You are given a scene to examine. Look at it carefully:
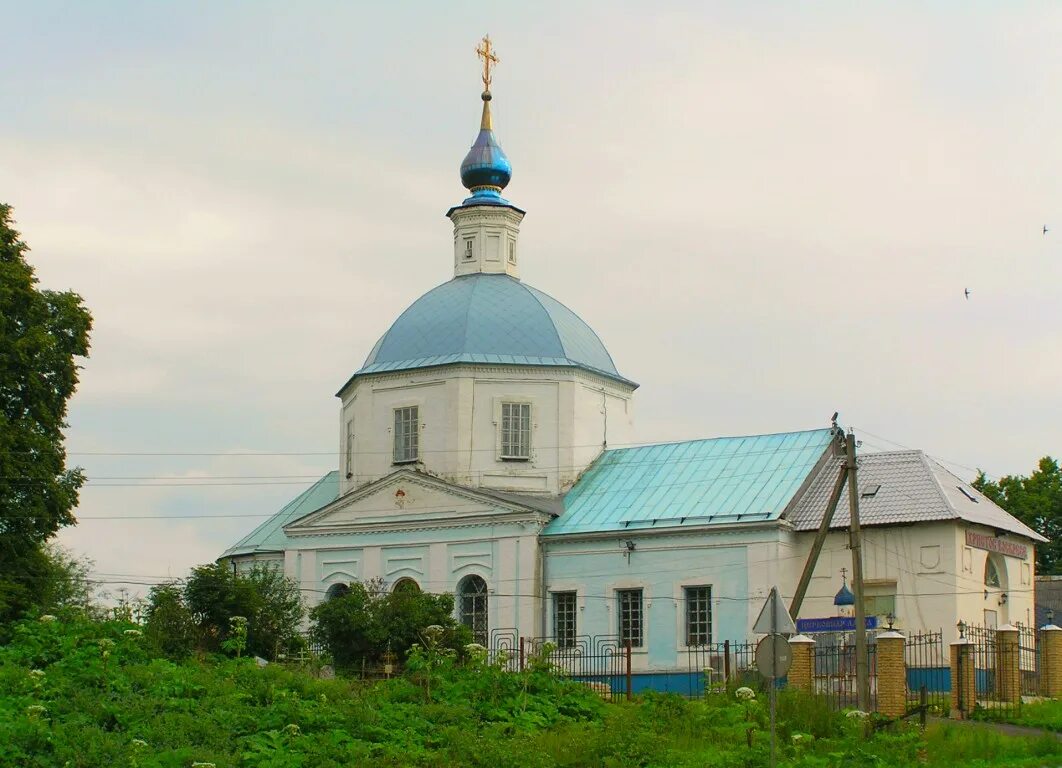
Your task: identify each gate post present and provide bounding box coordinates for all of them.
[787,634,815,692]
[1041,623,1062,698]
[950,638,975,719]
[996,624,1021,705]
[876,630,907,718]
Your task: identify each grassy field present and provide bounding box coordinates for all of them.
[2,614,1061,767]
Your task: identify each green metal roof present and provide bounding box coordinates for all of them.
[543,429,835,536]
[222,471,339,558]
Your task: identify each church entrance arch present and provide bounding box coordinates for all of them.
[458,575,488,644]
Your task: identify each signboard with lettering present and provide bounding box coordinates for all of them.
[965,531,1028,560]
[795,616,878,633]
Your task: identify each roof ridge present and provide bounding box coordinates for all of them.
[917,452,961,519]
[602,427,834,455]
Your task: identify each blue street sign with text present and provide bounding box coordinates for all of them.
[796,616,878,633]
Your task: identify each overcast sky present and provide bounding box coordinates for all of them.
[3,2,1060,597]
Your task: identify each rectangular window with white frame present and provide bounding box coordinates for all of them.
[684,585,712,646]
[393,406,419,463]
[345,419,354,478]
[500,402,531,460]
[553,591,577,649]
[617,588,643,648]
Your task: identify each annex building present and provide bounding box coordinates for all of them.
[222,43,1044,684]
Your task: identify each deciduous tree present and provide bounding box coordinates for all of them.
[0,203,91,624]
[974,457,1062,574]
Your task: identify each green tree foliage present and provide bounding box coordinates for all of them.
[181,562,303,660]
[974,457,1062,574]
[0,203,92,624]
[310,582,470,668]
[143,582,197,659]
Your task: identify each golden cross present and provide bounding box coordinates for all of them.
[475,34,499,92]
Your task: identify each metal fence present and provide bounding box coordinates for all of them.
[905,629,948,715]
[812,635,877,710]
[685,640,758,696]
[962,622,1040,719]
[494,631,631,700]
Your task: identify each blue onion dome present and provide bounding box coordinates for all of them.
[459,92,512,204]
[834,581,855,607]
[349,274,635,387]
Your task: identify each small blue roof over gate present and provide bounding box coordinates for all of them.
[543,429,835,536]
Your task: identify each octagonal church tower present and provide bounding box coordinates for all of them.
[335,60,636,499]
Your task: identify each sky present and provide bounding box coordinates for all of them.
[2,2,1060,598]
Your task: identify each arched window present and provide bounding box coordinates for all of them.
[392,577,421,595]
[458,575,488,644]
[985,557,1002,588]
[325,583,351,601]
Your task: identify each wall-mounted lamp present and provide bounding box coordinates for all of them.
[624,540,636,552]
[999,592,1008,605]
[957,620,967,640]
[885,613,896,630]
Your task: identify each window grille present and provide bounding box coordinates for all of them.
[345,419,354,478]
[393,406,419,463]
[500,402,531,459]
[617,588,643,648]
[685,585,712,646]
[459,576,488,644]
[553,592,577,648]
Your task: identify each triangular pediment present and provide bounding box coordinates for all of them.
[284,470,548,535]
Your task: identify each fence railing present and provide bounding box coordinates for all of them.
[905,629,948,714]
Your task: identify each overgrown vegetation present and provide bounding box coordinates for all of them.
[310,579,471,669]
[2,612,1060,767]
[972,698,1062,732]
[143,563,303,661]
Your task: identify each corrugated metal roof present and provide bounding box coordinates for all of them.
[344,274,635,389]
[786,450,1046,542]
[221,471,340,558]
[542,428,835,536]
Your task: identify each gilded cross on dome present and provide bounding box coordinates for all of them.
[476,35,499,92]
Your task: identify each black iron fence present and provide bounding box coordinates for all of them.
[812,635,877,710]
[685,640,758,696]
[905,629,948,715]
[962,622,1040,720]
[495,631,631,700]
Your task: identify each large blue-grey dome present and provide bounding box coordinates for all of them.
[351,274,633,386]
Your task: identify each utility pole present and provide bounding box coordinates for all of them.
[846,430,871,711]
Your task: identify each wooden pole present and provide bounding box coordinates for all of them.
[846,431,871,711]
[789,463,849,619]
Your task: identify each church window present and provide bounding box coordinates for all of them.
[464,237,474,259]
[553,591,577,648]
[617,588,643,648]
[393,406,419,463]
[458,575,488,644]
[392,577,420,594]
[500,402,531,459]
[325,583,350,601]
[985,556,1002,588]
[345,419,354,478]
[684,586,712,646]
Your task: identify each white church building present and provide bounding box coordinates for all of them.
[222,44,1044,686]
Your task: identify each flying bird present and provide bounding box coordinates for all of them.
[964,288,971,300]
[1044,225,1049,235]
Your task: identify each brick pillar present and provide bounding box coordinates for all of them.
[876,630,906,718]
[950,640,975,719]
[787,634,815,692]
[1041,625,1062,698]
[996,624,1021,705]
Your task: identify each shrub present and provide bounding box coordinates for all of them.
[310,583,470,668]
